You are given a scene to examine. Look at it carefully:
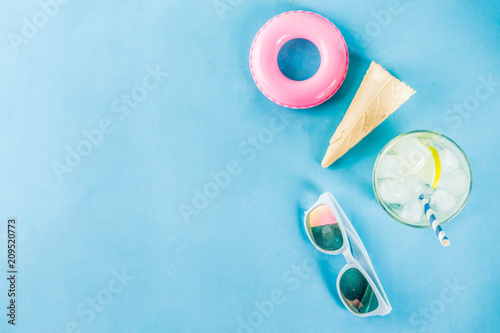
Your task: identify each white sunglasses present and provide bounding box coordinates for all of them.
[304,192,392,317]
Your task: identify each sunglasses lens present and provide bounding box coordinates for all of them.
[339,268,379,314]
[306,204,343,251]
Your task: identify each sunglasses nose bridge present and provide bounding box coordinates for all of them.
[340,244,356,265]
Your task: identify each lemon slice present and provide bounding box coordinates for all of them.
[427,146,441,188]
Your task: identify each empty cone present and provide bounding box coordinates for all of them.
[321,61,416,168]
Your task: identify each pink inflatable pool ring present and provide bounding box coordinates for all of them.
[250,11,349,109]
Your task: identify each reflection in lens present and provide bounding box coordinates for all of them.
[306,204,343,251]
[339,268,379,314]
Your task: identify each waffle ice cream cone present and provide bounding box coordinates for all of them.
[321,61,416,168]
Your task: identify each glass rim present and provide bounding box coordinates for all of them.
[372,130,473,229]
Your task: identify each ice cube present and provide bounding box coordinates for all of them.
[401,176,434,197]
[439,169,469,197]
[400,176,427,196]
[378,179,411,205]
[391,138,421,155]
[378,155,403,179]
[440,149,460,174]
[400,199,425,223]
[429,189,457,214]
[397,142,431,175]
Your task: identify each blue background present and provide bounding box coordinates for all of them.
[1,0,499,332]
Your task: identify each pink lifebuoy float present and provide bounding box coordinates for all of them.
[250,11,349,109]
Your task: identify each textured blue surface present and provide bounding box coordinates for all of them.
[0,0,499,332]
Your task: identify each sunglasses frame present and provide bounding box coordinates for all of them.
[304,192,392,317]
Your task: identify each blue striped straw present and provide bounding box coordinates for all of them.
[419,195,450,247]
